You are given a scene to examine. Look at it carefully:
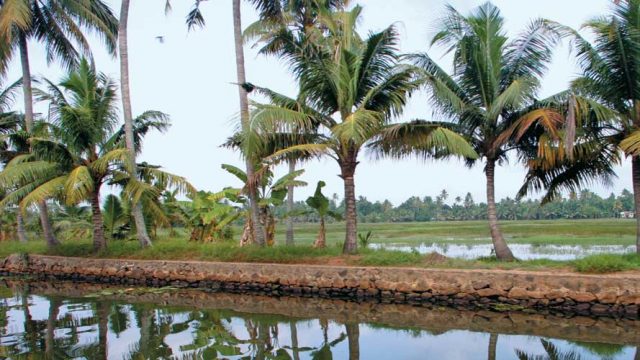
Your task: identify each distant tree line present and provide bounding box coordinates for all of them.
[275,189,636,223]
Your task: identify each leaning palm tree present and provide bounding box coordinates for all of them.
[118,0,154,248]
[518,0,640,254]
[0,59,191,251]
[407,3,563,260]
[0,0,118,247]
[251,6,476,254]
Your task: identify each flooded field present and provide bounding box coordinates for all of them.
[369,243,637,260]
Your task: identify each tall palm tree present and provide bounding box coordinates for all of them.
[118,0,153,248]
[251,6,476,254]
[244,0,344,246]
[0,60,191,251]
[0,0,118,247]
[519,0,640,254]
[407,3,562,260]
[175,0,267,246]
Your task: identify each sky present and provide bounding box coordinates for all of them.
[6,0,624,206]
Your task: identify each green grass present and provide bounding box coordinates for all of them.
[572,253,640,273]
[1,219,639,273]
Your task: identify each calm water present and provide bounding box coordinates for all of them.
[0,280,638,359]
[369,243,636,260]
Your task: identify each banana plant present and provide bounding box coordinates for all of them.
[221,163,306,246]
[179,190,242,242]
[305,181,342,248]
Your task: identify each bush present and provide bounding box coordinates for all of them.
[572,253,640,273]
[359,248,422,266]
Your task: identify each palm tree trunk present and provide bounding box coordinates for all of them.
[16,211,27,243]
[634,346,640,360]
[21,284,37,353]
[232,0,266,246]
[290,322,300,360]
[286,159,295,245]
[488,333,498,360]
[485,159,514,261]
[38,202,59,248]
[345,323,360,360]
[341,164,358,254]
[91,189,107,252]
[19,33,59,248]
[18,33,34,131]
[633,157,640,255]
[119,0,152,249]
[97,302,109,360]
[138,308,153,355]
[45,298,60,359]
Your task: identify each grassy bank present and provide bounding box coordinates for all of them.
[1,236,639,274]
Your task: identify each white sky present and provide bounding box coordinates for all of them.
[6,0,626,205]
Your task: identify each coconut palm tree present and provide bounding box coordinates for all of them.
[0,59,192,251]
[0,117,61,246]
[251,6,476,254]
[244,0,344,246]
[407,3,563,260]
[518,0,640,254]
[174,0,267,246]
[118,0,155,248]
[0,0,118,247]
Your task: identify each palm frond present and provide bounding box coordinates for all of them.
[63,166,94,205]
[369,120,478,160]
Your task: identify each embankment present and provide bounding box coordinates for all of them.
[2,254,639,319]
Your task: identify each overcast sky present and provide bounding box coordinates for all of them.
[6,0,623,205]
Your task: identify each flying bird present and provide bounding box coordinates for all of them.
[155,36,165,44]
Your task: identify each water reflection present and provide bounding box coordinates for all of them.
[369,243,636,260]
[0,281,638,359]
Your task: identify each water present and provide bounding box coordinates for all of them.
[0,280,638,359]
[369,243,636,260]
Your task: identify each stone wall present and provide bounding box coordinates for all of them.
[2,254,640,318]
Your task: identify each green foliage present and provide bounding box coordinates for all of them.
[181,191,241,242]
[358,248,423,266]
[222,163,306,208]
[277,188,635,224]
[572,254,640,273]
[358,231,373,248]
[102,195,130,240]
[0,0,118,73]
[305,181,341,220]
